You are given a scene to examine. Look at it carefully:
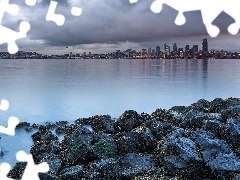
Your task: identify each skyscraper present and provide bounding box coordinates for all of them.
[185,45,189,57]
[156,46,160,56]
[202,38,208,54]
[192,45,198,58]
[164,43,170,57]
[173,43,177,56]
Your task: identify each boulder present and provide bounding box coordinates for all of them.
[59,165,84,180]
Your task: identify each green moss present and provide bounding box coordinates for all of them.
[93,140,116,158]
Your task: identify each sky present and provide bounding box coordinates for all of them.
[1,0,240,55]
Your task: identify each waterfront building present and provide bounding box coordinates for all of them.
[156,46,160,56]
[185,45,189,57]
[148,48,151,56]
[178,48,184,58]
[192,45,198,58]
[164,43,170,58]
[202,38,208,54]
[173,43,177,57]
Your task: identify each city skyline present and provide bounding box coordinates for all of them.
[1,0,240,54]
[2,38,240,59]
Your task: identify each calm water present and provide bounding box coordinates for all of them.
[0,58,240,124]
[0,58,240,166]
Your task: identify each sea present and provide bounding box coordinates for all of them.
[0,58,240,166]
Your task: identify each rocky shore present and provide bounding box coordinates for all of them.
[5,97,240,179]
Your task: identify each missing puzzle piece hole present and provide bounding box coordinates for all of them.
[175,13,186,25]
[0,162,11,176]
[0,100,9,111]
[228,23,239,35]
[71,7,82,16]
[129,0,138,3]
[7,4,19,16]
[25,0,37,6]
[19,21,31,33]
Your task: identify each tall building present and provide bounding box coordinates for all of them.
[156,46,160,56]
[164,43,170,57]
[173,43,177,56]
[192,45,198,58]
[185,45,189,57]
[148,48,151,55]
[202,38,208,54]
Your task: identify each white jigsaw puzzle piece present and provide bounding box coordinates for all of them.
[46,0,65,26]
[46,0,82,26]
[129,0,240,37]
[129,0,138,3]
[0,162,15,180]
[16,151,49,180]
[0,0,31,54]
[0,99,9,111]
[25,0,37,6]
[0,21,30,54]
[71,6,82,16]
[0,116,19,136]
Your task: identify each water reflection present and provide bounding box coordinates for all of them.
[0,59,239,125]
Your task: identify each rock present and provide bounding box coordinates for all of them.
[55,121,68,134]
[7,162,27,179]
[60,125,94,165]
[39,173,57,180]
[202,119,223,138]
[145,120,176,141]
[92,139,116,159]
[114,132,138,154]
[87,158,121,180]
[114,110,143,132]
[16,122,33,132]
[191,98,210,111]
[59,165,83,180]
[225,118,240,147]
[76,115,115,134]
[32,126,58,143]
[131,126,157,152]
[190,130,240,172]
[121,153,155,178]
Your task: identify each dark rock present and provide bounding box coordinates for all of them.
[145,120,176,141]
[224,118,240,151]
[131,126,157,152]
[202,119,223,138]
[7,162,27,179]
[114,110,143,132]
[60,125,94,165]
[92,139,117,159]
[87,158,121,180]
[114,132,138,154]
[76,115,114,134]
[121,153,155,178]
[59,165,84,180]
[39,173,57,180]
[191,98,210,111]
[190,130,240,172]
[32,126,58,143]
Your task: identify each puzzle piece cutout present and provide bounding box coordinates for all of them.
[46,0,82,26]
[0,116,19,136]
[0,100,19,136]
[0,99,9,111]
[0,162,15,180]
[0,151,49,180]
[0,0,36,54]
[16,151,49,180]
[131,0,240,37]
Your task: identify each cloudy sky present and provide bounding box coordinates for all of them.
[1,0,240,54]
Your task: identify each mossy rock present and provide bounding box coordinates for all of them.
[92,139,116,158]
